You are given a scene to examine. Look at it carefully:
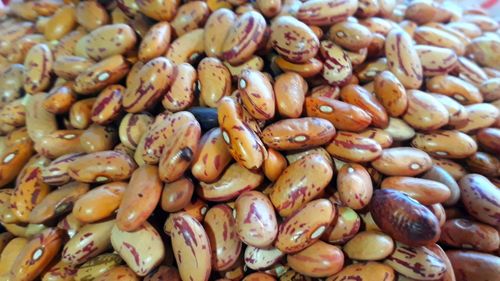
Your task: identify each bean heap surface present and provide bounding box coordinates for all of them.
[0,0,499,281]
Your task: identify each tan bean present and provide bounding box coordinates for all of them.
[11,165,50,222]
[62,219,115,265]
[432,158,467,181]
[344,231,394,260]
[29,182,89,224]
[454,56,488,86]
[111,222,165,276]
[171,1,209,36]
[94,266,138,281]
[76,1,109,31]
[270,153,333,217]
[466,151,500,177]
[237,69,275,120]
[275,56,323,78]
[91,85,124,125]
[198,162,264,202]
[23,43,53,94]
[326,262,395,281]
[430,93,469,128]
[297,0,357,26]
[137,0,179,21]
[276,199,335,253]
[328,21,373,51]
[162,63,196,111]
[191,128,232,183]
[273,72,307,118]
[373,70,408,117]
[203,8,237,58]
[118,113,152,150]
[385,243,446,281]
[161,177,194,212]
[453,103,499,133]
[123,57,175,113]
[169,212,211,281]
[74,55,130,94]
[0,237,28,276]
[320,40,352,86]
[337,163,373,210]
[381,176,451,205]
[480,78,500,102]
[198,57,231,108]
[69,98,96,130]
[41,260,77,281]
[116,165,161,231]
[68,150,137,183]
[74,253,123,281]
[25,92,58,142]
[440,218,499,252]
[340,84,389,128]
[403,90,449,131]
[40,153,82,186]
[0,98,25,128]
[0,189,18,224]
[235,191,278,248]
[0,64,24,105]
[270,16,319,63]
[385,29,423,89]
[422,165,461,206]
[221,11,266,65]
[166,28,205,64]
[414,26,465,56]
[326,131,382,163]
[262,117,335,151]
[73,182,126,223]
[411,130,477,159]
[35,130,85,159]
[43,83,77,114]
[138,22,171,62]
[203,204,241,271]
[287,241,344,278]
[427,75,483,105]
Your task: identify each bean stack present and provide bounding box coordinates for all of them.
[0,0,499,280]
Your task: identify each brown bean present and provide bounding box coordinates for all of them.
[446,250,500,281]
[94,266,139,281]
[263,148,287,182]
[221,11,266,65]
[370,189,441,246]
[123,57,175,113]
[415,26,465,56]
[169,212,211,281]
[477,128,500,154]
[111,222,165,276]
[116,165,161,231]
[276,199,335,253]
[204,204,242,271]
[62,219,115,265]
[235,191,278,248]
[270,153,333,217]
[68,150,137,183]
[270,16,319,63]
[421,165,461,206]
[381,176,451,205]
[328,21,373,52]
[440,218,499,252]
[372,147,433,176]
[340,84,389,128]
[73,182,126,223]
[459,174,500,226]
[161,177,194,212]
[385,243,446,281]
[385,29,423,89]
[287,241,344,278]
[137,0,178,21]
[143,266,181,281]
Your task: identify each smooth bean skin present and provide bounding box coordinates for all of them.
[274,72,307,118]
[440,218,499,252]
[270,153,333,217]
[161,177,194,212]
[326,262,395,281]
[446,250,500,281]
[337,163,373,210]
[287,241,344,278]
[372,147,433,176]
[370,189,441,247]
[326,131,382,163]
[235,191,278,248]
[381,176,451,205]
[73,182,126,223]
[343,231,394,261]
[385,29,423,89]
[116,165,162,231]
[270,16,319,63]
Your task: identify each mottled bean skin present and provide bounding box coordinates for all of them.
[73,182,126,223]
[287,241,344,278]
[74,55,130,95]
[163,63,196,112]
[270,16,319,63]
[372,147,433,176]
[320,41,353,86]
[327,262,395,281]
[337,163,373,210]
[446,250,500,281]
[261,117,336,151]
[203,204,241,271]
[381,176,451,205]
[326,131,382,163]
[276,199,335,253]
[169,213,212,281]
[238,69,275,121]
[68,150,137,183]
[459,174,499,227]
[440,218,499,252]
[297,0,358,26]
[270,153,333,217]
[385,29,423,89]
[204,8,236,58]
[370,189,441,246]
[235,191,278,248]
[139,22,172,62]
[340,85,389,128]
[161,177,194,212]
[191,128,232,183]
[23,43,53,94]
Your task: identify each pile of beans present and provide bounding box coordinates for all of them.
[0,0,499,280]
